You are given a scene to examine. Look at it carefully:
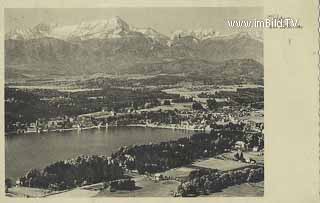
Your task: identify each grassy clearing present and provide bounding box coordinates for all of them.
[8,186,52,197]
[192,157,252,172]
[159,167,196,179]
[220,151,264,165]
[138,102,193,112]
[96,175,180,197]
[204,181,264,197]
[47,188,99,198]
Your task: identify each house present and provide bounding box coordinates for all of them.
[29,122,36,128]
[215,98,228,103]
[144,102,153,109]
[127,108,135,113]
[16,128,26,134]
[27,127,37,133]
[234,141,247,151]
[154,173,164,181]
[205,125,212,132]
[252,146,259,152]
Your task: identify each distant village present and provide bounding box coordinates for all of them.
[7,96,263,135]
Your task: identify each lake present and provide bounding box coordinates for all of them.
[5,126,193,180]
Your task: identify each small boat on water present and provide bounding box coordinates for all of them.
[77,124,82,131]
[97,122,104,129]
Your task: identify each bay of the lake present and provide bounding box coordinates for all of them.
[5,126,193,180]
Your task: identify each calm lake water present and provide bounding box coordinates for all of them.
[5,126,193,180]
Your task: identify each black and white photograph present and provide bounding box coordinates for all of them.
[4,7,264,197]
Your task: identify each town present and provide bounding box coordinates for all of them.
[5,83,263,135]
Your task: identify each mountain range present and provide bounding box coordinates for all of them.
[5,16,263,82]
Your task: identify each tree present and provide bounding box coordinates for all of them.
[177,183,186,196]
[203,179,212,194]
[192,102,203,110]
[26,168,41,179]
[5,178,12,193]
[207,99,218,111]
[163,100,171,105]
[182,181,198,196]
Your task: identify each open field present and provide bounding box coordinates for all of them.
[162,84,263,104]
[47,188,99,198]
[7,85,102,93]
[162,85,262,97]
[239,110,264,123]
[192,157,253,172]
[219,151,264,165]
[96,175,180,197]
[76,102,193,119]
[139,102,193,112]
[158,167,196,180]
[205,181,264,197]
[162,86,234,97]
[8,186,55,198]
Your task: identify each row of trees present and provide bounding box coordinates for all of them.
[177,167,264,196]
[18,155,124,190]
[108,179,136,191]
[113,130,256,174]
[191,99,218,111]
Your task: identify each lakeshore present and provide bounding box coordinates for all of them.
[6,122,212,136]
[6,127,264,197]
[6,153,264,198]
[5,127,194,180]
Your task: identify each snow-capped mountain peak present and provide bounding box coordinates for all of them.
[5,17,262,44]
[6,16,132,40]
[5,23,59,40]
[63,16,131,40]
[132,27,169,42]
[108,16,129,30]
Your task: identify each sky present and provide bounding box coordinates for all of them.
[5,7,263,36]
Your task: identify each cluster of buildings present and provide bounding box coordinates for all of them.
[8,115,102,134]
[6,97,263,135]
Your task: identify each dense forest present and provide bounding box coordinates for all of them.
[5,87,178,130]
